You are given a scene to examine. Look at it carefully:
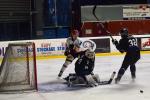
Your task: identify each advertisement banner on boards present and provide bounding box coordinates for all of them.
[141,37,150,50]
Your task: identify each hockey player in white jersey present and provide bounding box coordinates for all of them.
[58,29,82,78]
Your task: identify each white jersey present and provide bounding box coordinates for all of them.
[66,37,82,49]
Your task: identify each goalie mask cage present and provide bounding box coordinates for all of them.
[0,42,37,92]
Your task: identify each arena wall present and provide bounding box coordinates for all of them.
[0,35,150,63]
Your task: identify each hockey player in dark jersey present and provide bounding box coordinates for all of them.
[57,29,82,78]
[64,40,100,87]
[75,49,95,77]
[112,28,141,83]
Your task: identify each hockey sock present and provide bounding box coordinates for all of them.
[58,64,67,77]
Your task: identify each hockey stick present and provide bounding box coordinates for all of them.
[92,5,115,41]
[98,71,116,85]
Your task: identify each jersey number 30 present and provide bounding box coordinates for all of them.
[129,39,137,46]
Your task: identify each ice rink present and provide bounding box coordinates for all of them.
[0,53,150,100]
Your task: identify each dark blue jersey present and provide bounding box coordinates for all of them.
[75,50,95,76]
[116,36,140,53]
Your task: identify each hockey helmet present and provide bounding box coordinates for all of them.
[71,29,79,36]
[71,29,79,40]
[120,28,128,38]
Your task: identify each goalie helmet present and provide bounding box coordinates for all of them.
[85,49,95,59]
[71,29,79,36]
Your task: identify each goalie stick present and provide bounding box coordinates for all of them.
[98,71,116,85]
[92,5,115,41]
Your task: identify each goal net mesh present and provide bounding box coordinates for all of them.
[0,42,37,92]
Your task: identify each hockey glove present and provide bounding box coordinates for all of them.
[64,49,70,56]
[112,39,118,45]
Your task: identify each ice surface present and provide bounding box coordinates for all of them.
[0,54,150,100]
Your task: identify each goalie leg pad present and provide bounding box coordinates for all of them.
[85,75,98,87]
[66,74,86,86]
[92,74,100,83]
[68,74,86,84]
[71,76,86,84]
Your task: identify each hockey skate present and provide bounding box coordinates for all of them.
[131,72,136,78]
[115,77,121,84]
[131,73,136,82]
[58,70,63,78]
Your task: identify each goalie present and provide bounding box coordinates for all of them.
[64,40,100,87]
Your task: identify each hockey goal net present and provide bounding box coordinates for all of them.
[0,42,37,92]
